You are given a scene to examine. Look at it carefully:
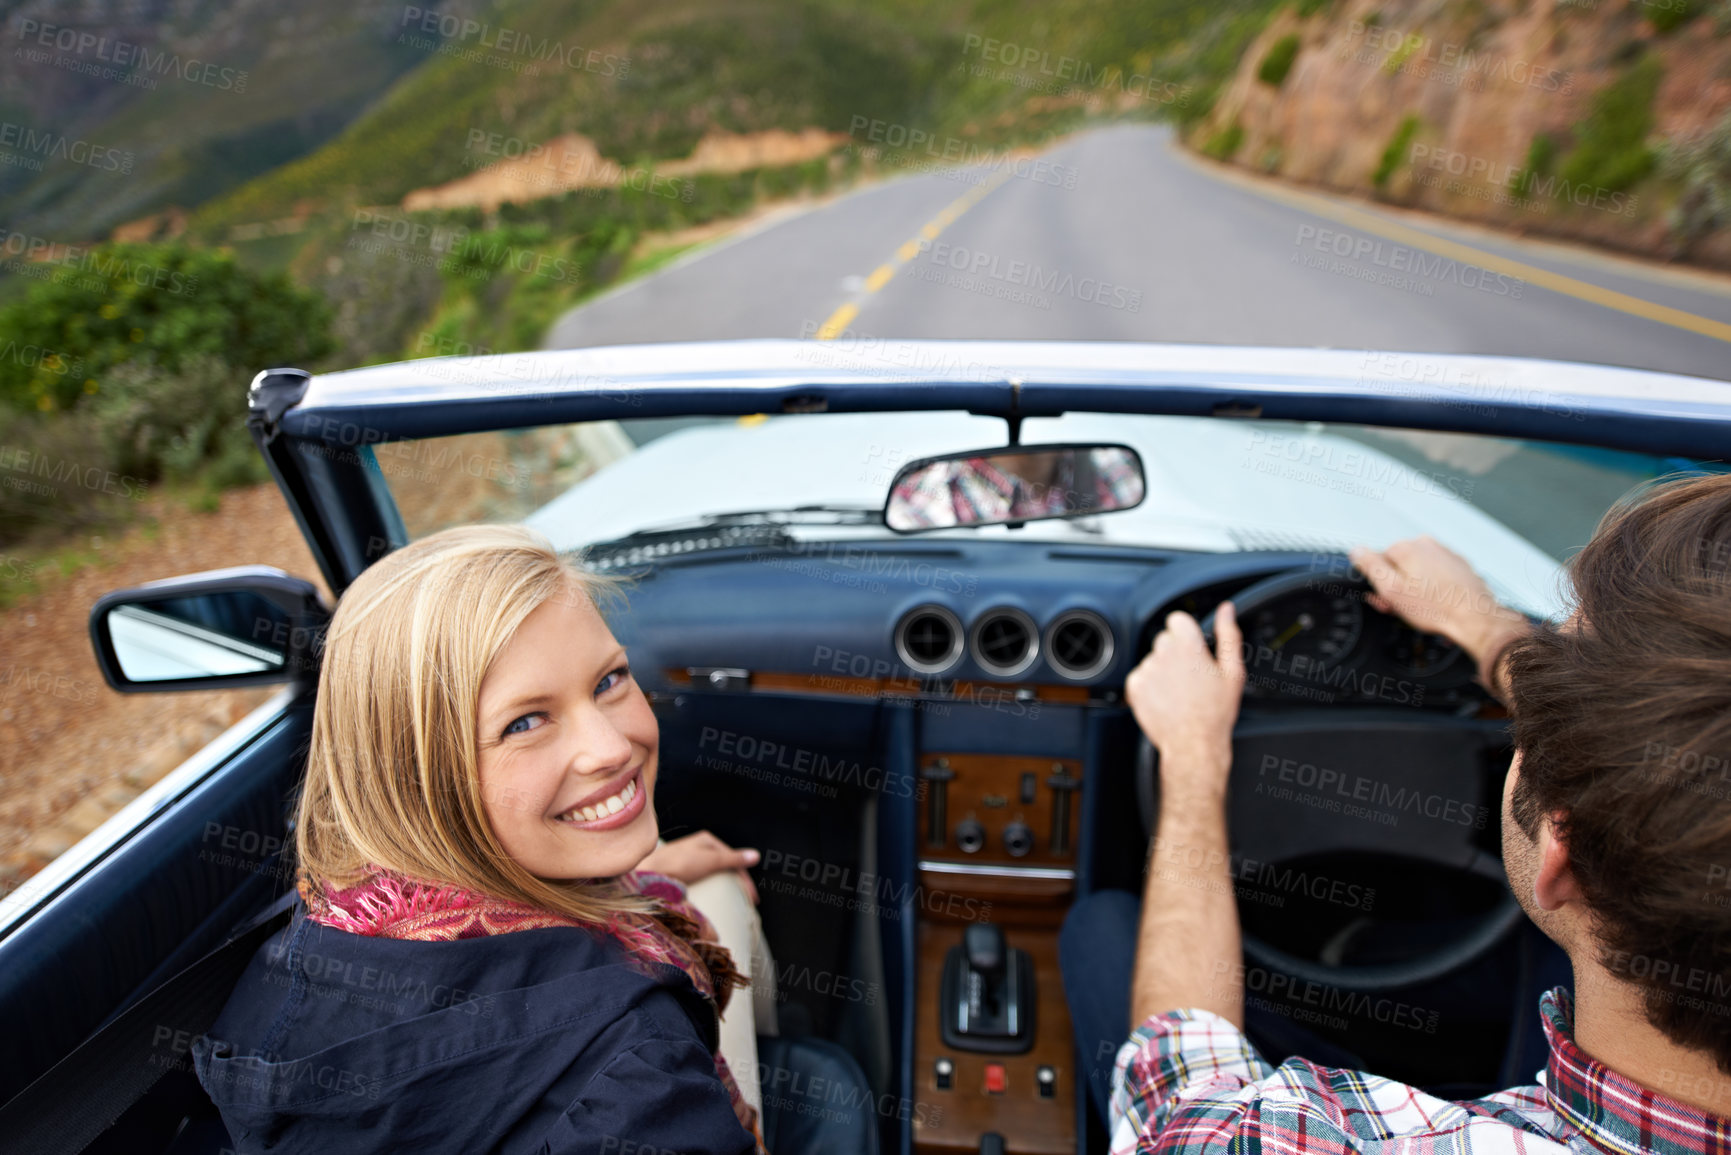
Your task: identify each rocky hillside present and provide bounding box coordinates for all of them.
[1196,0,1731,268]
[0,0,1280,245]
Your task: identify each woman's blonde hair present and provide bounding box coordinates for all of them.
[293,523,657,924]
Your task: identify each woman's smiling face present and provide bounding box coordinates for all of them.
[476,588,660,879]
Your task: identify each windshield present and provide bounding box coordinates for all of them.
[374,411,1714,619]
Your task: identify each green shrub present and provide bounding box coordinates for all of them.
[1373,115,1422,190]
[1258,34,1302,86]
[1559,55,1663,193]
[90,354,265,489]
[1202,121,1246,160]
[1294,0,1332,16]
[1508,132,1560,200]
[0,244,332,413]
[0,353,267,543]
[1657,108,1731,253]
[1647,0,1700,33]
[0,405,128,544]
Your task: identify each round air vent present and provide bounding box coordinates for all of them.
[895,605,964,675]
[969,607,1039,678]
[1044,609,1115,680]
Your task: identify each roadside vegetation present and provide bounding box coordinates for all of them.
[0,0,1287,574]
[0,248,331,555]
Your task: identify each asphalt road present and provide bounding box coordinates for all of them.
[546,123,1731,383]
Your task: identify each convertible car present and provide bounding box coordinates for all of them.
[0,339,1726,1154]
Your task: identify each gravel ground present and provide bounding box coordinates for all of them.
[0,484,326,897]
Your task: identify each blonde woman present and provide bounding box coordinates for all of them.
[191,525,877,1154]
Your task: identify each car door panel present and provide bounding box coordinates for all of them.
[0,696,312,1105]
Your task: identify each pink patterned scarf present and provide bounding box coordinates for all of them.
[297,868,766,1150]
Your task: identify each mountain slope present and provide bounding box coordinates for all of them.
[0,0,461,239]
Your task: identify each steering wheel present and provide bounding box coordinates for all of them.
[1134,567,1525,992]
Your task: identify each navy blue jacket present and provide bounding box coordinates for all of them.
[192,902,757,1154]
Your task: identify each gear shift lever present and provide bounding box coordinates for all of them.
[940,922,1034,1053]
[964,923,1004,975]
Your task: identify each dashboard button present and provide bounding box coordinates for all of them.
[984,1063,1006,1094]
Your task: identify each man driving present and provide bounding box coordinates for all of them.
[1062,472,1731,1153]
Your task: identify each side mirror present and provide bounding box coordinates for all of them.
[89,566,330,693]
[884,443,1146,533]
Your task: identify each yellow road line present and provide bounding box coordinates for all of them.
[813,302,859,341]
[1186,150,1731,345]
[812,169,1014,341]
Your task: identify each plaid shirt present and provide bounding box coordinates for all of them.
[1110,987,1731,1154]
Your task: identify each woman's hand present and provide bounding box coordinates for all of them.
[638,830,761,904]
[1126,603,1245,803]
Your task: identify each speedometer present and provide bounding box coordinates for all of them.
[1383,625,1463,676]
[1247,592,1363,665]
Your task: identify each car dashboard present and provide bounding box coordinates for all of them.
[604,535,1501,1153]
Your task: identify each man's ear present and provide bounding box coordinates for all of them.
[1533,809,1581,912]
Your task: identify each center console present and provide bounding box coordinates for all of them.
[912,752,1082,1154]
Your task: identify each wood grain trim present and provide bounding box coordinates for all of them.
[913,924,1075,1154]
[919,753,1083,868]
[663,668,1094,704]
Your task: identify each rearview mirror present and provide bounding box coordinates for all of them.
[884,443,1145,533]
[90,567,329,692]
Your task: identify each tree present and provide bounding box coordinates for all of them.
[0,243,332,413]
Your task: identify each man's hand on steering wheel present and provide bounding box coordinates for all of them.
[1348,537,1529,669]
[1349,536,1532,699]
[1127,603,1246,799]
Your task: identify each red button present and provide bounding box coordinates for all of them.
[984,1063,1006,1094]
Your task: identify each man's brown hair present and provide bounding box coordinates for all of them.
[1505,470,1731,1070]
